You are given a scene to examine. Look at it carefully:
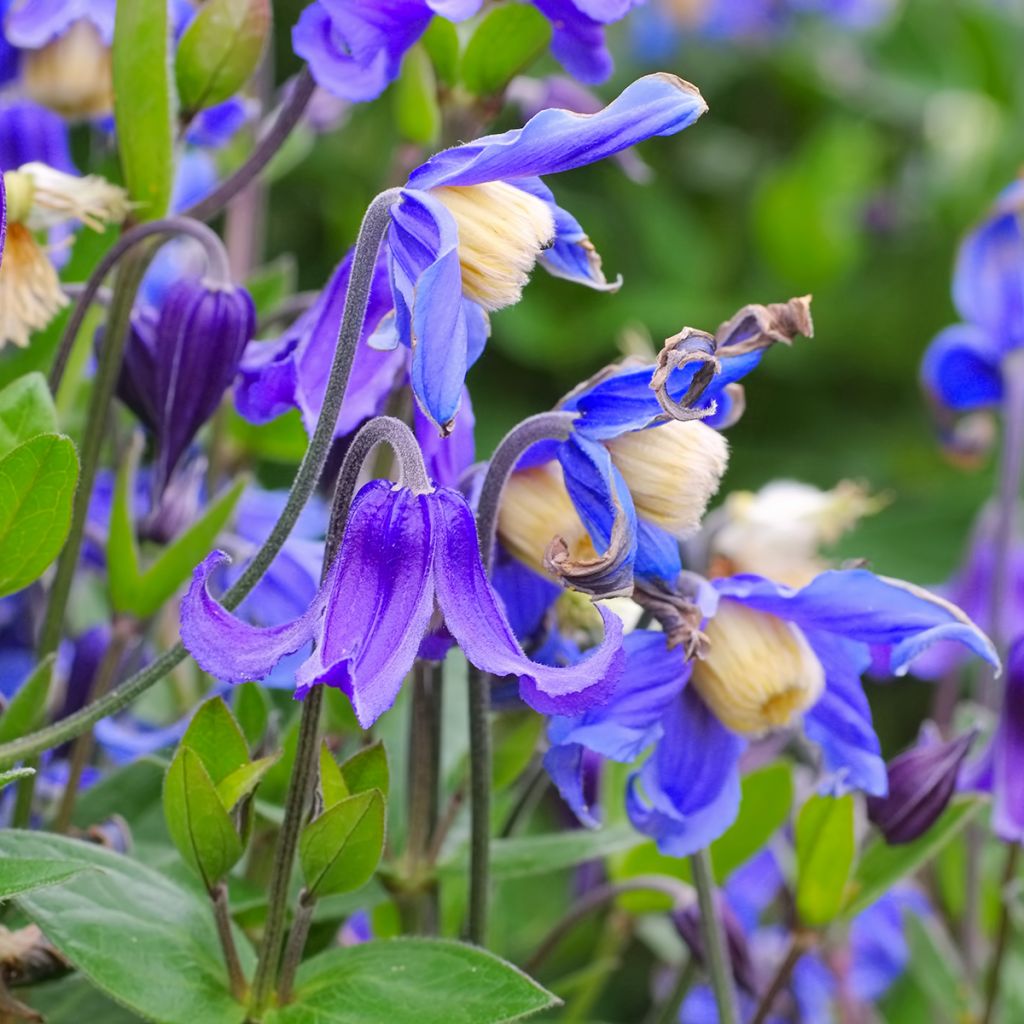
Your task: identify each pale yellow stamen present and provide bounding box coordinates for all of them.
[0,224,69,349]
[691,599,825,736]
[429,181,555,312]
[604,420,729,539]
[15,163,130,232]
[22,19,114,119]
[498,462,595,578]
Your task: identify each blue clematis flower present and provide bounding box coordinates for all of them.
[180,478,625,727]
[921,180,1024,418]
[293,0,641,103]
[546,568,997,856]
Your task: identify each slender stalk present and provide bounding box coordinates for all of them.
[750,932,812,1024]
[52,617,134,833]
[0,190,400,769]
[466,410,577,947]
[10,758,38,828]
[185,68,316,224]
[689,848,739,1024]
[211,882,248,1003]
[982,842,1021,1024]
[499,759,549,838]
[277,890,316,1006]
[525,876,693,975]
[645,959,697,1024]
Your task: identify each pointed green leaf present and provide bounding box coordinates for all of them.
[0,654,55,742]
[460,3,551,96]
[341,741,389,798]
[176,0,270,112]
[842,795,984,919]
[422,17,460,86]
[113,0,176,219]
[0,830,254,1024]
[0,857,88,900]
[217,753,280,811]
[182,696,250,786]
[0,372,57,459]
[264,939,558,1024]
[0,765,35,793]
[319,742,349,809]
[164,747,243,888]
[234,681,270,748]
[0,433,78,598]
[394,44,440,146]
[299,789,385,897]
[795,793,856,927]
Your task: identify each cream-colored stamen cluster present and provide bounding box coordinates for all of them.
[23,19,114,119]
[690,598,825,735]
[13,163,131,232]
[0,224,67,349]
[605,420,729,539]
[430,181,555,312]
[498,462,596,576]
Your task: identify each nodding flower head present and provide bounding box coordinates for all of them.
[21,18,113,118]
[429,182,556,312]
[691,599,825,736]
[605,419,729,540]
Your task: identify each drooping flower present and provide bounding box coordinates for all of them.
[546,568,996,855]
[4,0,117,118]
[114,277,256,494]
[181,479,625,727]
[0,161,128,348]
[293,0,642,103]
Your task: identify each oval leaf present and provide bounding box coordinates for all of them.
[176,0,271,112]
[0,372,57,459]
[461,3,551,97]
[113,0,175,218]
[181,696,250,786]
[794,793,856,928]
[0,433,79,598]
[299,789,385,898]
[394,44,440,146]
[341,741,389,798]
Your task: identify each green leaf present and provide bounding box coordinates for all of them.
[113,0,176,219]
[492,711,544,792]
[0,830,252,1024]
[319,742,350,809]
[0,372,57,459]
[216,753,280,811]
[0,765,35,792]
[164,747,243,889]
[108,442,246,617]
[0,857,87,900]
[842,795,983,919]
[0,433,78,599]
[234,682,270,749]
[176,0,270,112]
[422,17,460,86]
[0,654,55,742]
[265,939,558,1024]
[461,3,551,96]
[394,44,440,146]
[299,789,385,897]
[341,741,389,798]
[24,974,143,1023]
[180,697,250,786]
[794,793,856,927]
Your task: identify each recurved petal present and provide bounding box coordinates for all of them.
[430,486,625,715]
[920,323,1003,412]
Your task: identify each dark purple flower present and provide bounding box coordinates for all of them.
[866,727,976,844]
[992,639,1024,842]
[117,278,255,493]
[180,479,625,727]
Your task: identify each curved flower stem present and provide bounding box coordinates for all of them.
[185,68,316,224]
[524,876,693,975]
[465,411,576,947]
[211,882,248,1003]
[48,216,231,393]
[689,848,739,1024]
[982,842,1021,1024]
[0,190,400,769]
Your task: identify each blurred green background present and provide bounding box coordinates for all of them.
[259,0,1022,597]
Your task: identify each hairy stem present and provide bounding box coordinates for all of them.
[276,890,316,1006]
[689,848,739,1024]
[0,190,400,769]
[211,882,248,1004]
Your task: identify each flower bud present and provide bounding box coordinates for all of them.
[117,278,255,492]
[22,20,114,119]
[497,461,595,577]
[604,420,728,539]
[691,599,824,736]
[429,181,555,311]
[866,729,975,844]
